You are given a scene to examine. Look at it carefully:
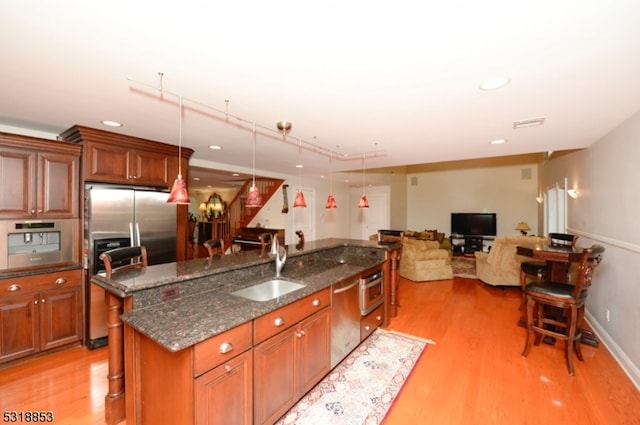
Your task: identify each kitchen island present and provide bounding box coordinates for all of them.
[92,238,401,425]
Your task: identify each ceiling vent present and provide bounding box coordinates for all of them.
[513,117,545,129]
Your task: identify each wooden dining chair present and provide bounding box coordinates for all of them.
[259,233,272,257]
[203,239,225,259]
[519,232,579,309]
[521,244,605,375]
[99,246,148,277]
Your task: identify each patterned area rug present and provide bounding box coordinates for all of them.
[451,255,477,278]
[276,329,432,425]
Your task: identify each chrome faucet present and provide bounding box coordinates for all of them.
[271,235,287,277]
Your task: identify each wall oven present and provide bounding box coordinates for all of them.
[360,269,384,316]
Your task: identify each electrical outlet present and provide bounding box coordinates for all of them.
[606,309,610,322]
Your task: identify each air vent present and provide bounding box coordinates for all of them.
[513,117,545,129]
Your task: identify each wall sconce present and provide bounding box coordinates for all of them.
[515,221,531,236]
[536,196,543,204]
[567,189,578,199]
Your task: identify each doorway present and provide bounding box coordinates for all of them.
[349,186,390,240]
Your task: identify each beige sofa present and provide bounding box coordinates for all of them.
[399,238,453,282]
[474,235,546,286]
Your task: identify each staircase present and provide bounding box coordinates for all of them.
[217,177,284,246]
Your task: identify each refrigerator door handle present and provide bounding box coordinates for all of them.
[135,222,141,247]
[129,222,135,245]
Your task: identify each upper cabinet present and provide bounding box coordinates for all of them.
[60,125,193,189]
[0,133,81,219]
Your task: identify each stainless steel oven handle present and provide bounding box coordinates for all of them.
[332,280,359,294]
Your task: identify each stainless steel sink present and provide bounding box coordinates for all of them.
[231,279,306,302]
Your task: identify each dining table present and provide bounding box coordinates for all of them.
[516,241,599,347]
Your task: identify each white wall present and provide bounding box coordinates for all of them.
[541,110,640,389]
[405,162,539,236]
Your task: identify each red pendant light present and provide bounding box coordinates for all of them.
[293,135,307,208]
[325,149,337,208]
[167,95,190,204]
[293,191,307,208]
[358,153,369,208]
[245,123,262,208]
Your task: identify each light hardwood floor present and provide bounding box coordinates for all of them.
[1,276,639,424]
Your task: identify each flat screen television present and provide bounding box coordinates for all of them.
[451,213,497,236]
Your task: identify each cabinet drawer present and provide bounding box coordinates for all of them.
[193,321,253,377]
[360,303,384,341]
[254,288,330,345]
[1,269,81,298]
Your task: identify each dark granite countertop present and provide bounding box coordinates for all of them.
[1,264,82,280]
[96,238,400,352]
[91,238,396,297]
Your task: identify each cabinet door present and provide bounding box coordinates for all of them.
[133,149,173,187]
[253,330,297,425]
[38,151,79,218]
[0,293,39,363]
[39,286,83,350]
[195,350,253,425]
[86,141,131,183]
[297,308,331,395]
[0,147,36,218]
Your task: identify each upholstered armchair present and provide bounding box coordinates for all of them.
[399,238,453,282]
[474,235,547,286]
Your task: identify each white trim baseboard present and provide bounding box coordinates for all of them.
[585,311,640,391]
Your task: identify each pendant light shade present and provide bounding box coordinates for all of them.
[246,123,262,208]
[358,153,369,208]
[358,194,369,208]
[168,96,190,204]
[325,149,337,209]
[293,135,306,208]
[293,191,307,208]
[325,194,337,209]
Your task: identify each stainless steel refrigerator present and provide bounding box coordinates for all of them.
[85,184,177,348]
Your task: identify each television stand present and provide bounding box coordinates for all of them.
[450,234,494,255]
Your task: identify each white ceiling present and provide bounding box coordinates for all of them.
[2,1,640,191]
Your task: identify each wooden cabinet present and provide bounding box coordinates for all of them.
[0,269,83,364]
[195,350,253,425]
[84,140,176,187]
[134,320,253,425]
[60,125,193,189]
[0,133,80,219]
[253,289,331,425]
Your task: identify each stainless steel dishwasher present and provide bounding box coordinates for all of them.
[330,277,361,368]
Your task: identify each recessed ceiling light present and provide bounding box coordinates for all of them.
[490,139,506,145]
[232,173,240,177]
[193,177,200,181]
[479,77,511,90]
[101,120,122,127]
[209,145,222,150]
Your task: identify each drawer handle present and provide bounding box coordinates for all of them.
[376,315,382,321]
[312,299,321,307]
[8,284,22,292]
[224,364,232,372]
[55,278,67,285]
[295,330,305,338]
[219,342,234,354]
[364,325,371,331]
[274,317,285,327]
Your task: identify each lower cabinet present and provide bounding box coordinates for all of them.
[0,269,83,364]
[195,350,253,425]
[253,307,331,425]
